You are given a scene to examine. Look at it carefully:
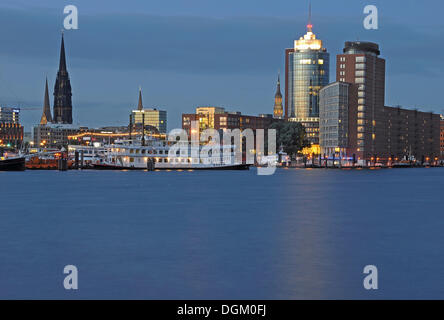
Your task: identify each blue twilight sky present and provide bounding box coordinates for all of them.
[0,0,443,131]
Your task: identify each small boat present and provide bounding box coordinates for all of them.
[0,156,26,171]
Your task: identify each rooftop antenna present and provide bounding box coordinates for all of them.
[307,2,313,32]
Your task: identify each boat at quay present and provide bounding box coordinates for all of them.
[0,155,26,171]
[69,137,251,171]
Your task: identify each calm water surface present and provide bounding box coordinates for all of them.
[0,168,443,299]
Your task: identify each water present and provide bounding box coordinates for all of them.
[0,168,443,299]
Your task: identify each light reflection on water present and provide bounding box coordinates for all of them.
[0,168,443,299]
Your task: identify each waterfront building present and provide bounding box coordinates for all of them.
[53,33,73,124]
[182,107,280,137]
[130,89,167,134]
[336,41,386,161]
[384,107,440,161]
[273,74,283,119]
[319,40,441,162]
[441,115,444,160]
[33,124,80,148]
[0,107,23,148]
[0,107,20,124]
[67,126,166,146]
[319,82,355,157]
[285,9,329,145]
[194,106,226,131]
[0,123,24,148]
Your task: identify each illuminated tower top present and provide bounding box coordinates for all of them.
[294,3,325,52]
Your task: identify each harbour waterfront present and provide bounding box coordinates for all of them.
[0,168,444,299]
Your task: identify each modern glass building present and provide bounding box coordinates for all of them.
[285,22,329,145]
[130,89,167,134]
[131,109,167,134]
[319,82,350,157]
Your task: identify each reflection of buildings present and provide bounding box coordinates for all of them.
[285,12,329,145]
[0,107,24,148]
[130,88,167,134]
[319,41,441,162]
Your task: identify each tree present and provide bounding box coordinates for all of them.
[269,121,309,157]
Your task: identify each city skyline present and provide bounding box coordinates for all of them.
[0,1,444,131]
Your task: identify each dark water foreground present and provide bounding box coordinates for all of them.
[0,168,443,299]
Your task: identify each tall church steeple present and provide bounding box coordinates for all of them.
[53,32,73,124]
[40,78,52,125]
[273,72,283,119]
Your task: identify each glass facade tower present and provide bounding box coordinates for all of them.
[285,22,329,145]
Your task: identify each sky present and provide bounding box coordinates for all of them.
[0,0,443,131]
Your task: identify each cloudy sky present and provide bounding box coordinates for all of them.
[0,0,443,130]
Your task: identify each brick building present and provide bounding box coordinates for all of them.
[182,107,279,136]
[319,41,441,163]
[384,107,440,161]
[0,123,24,148]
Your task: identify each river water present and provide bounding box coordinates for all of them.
[0,168,443,299]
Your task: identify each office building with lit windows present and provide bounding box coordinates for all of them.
[285,19,329,145]
[131,109,167,134]
[0,107,23,148]
[130,89,167,134]
[320,41,441,163]
[336,41,386,161]
[182,107,281,137]
[319,82,356,157]
[0,107,20,124]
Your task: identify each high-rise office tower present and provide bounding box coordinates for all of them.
[285,7,329,145]
[336,41,385,160]
[273,73,283,119]
[53,33,73,124]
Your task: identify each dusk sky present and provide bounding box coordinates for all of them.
[0,0,443,130]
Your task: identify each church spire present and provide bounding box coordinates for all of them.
[273,72,283,119]
[59,31,67,72]
[275,72,281,97]
[40,78,52,125]
[53,32,73,124]
[138,87,144,111]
